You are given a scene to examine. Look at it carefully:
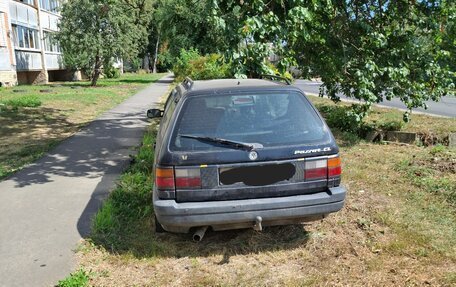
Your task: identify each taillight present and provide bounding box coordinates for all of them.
[304,156,342,180]
[305,159,327,180]
[156,167,174,190]
[328,156,342,177]
[175,168,201,189]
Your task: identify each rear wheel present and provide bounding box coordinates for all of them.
[154,214,166,233]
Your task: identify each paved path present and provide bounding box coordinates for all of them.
[0,75,172,287]
[295,79,456,118]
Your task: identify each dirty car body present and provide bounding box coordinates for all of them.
[149,78,346,234]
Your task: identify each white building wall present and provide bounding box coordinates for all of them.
[9,1,42,72]
[0,1,7,12]
[9,1,38,28]
[41,8,62,70]
[0,1,17,85]
[1,1,68,85]
[0,12,10,70]
[40,11,59,31]
[0,50,12,70]
[16,50,42,71]
[45,53,63,70]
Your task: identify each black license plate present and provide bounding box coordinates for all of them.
[219,163,296,186]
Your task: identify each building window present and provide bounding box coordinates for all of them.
[40,0,61,13]
[17,0,35,6]
[12,25,40,49]
[43,31,61,53]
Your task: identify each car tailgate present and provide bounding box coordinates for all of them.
[175,156,341,202]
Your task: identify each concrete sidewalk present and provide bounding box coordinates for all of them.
[0,74,172,287]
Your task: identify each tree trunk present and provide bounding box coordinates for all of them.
[91,55,102,86]
[152,33,160,74]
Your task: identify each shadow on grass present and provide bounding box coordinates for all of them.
[119,77,174,85]
[50,74,172,88]
[88,126,311,260]
[119,79,158,84]
[91,209,311,261]
[0,107,81,179]
[332,129,362,148]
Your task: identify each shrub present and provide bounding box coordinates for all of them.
[317,103,406,138]
[264,61,280,75]
[1,96,42,108]
[378,120,404,131]
[173,48,201,81]
[57,269,90,287]
[157,50,173,72]
[137,69,149,75]
[263,62,294,83]
[124,58,141,72]
[190,54,231,80]
[173,49,232,81]
[317,104,364,134]
[104,66,121,79]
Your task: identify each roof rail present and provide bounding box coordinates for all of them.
[183,77,194,89]
[259,74,291,85]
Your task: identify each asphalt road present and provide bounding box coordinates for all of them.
[0,75,172,287]
[295,80,456,118]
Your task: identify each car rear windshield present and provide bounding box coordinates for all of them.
[170,91,330,151]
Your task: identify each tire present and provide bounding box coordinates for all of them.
[154,214,166,233]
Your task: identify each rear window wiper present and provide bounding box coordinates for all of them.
[178,134,262,151]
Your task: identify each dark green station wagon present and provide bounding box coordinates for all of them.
[147,77,346,241]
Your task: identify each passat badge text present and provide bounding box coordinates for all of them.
[294,147,331,155]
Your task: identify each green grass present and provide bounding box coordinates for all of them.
[0,140,60,179]
[397,146,456,207]
[91,124,156,254]
[0,73,166,180]
[57,269,91,287]
[444,272,456,285]
[0,95,42,108]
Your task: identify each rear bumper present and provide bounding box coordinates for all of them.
[153,186,346,233]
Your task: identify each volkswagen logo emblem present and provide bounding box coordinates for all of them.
[248,151,258,161]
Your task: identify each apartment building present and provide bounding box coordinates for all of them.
[0,0,68,86]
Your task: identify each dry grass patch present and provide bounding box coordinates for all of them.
[73,133,456,286]
[64,93,456,286]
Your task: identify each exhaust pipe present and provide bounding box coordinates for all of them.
[193,226,208,242]
[253,216,263,231]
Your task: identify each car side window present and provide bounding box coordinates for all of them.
[158,94,177,140]
[163,89,177,112]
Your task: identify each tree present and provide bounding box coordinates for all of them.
[292,0,455,121]
[210,1,299,78]
[58,0,141,86]
[440,1,456,74]
[121,0,156,70]
[153,0,224,58]
[210,0,455,121]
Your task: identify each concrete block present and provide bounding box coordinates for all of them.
[365,130,383,142]
[449,133,456,148]
[386,131,417,144]
[0,71,18,87]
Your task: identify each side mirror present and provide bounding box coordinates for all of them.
[147,108,164,118]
